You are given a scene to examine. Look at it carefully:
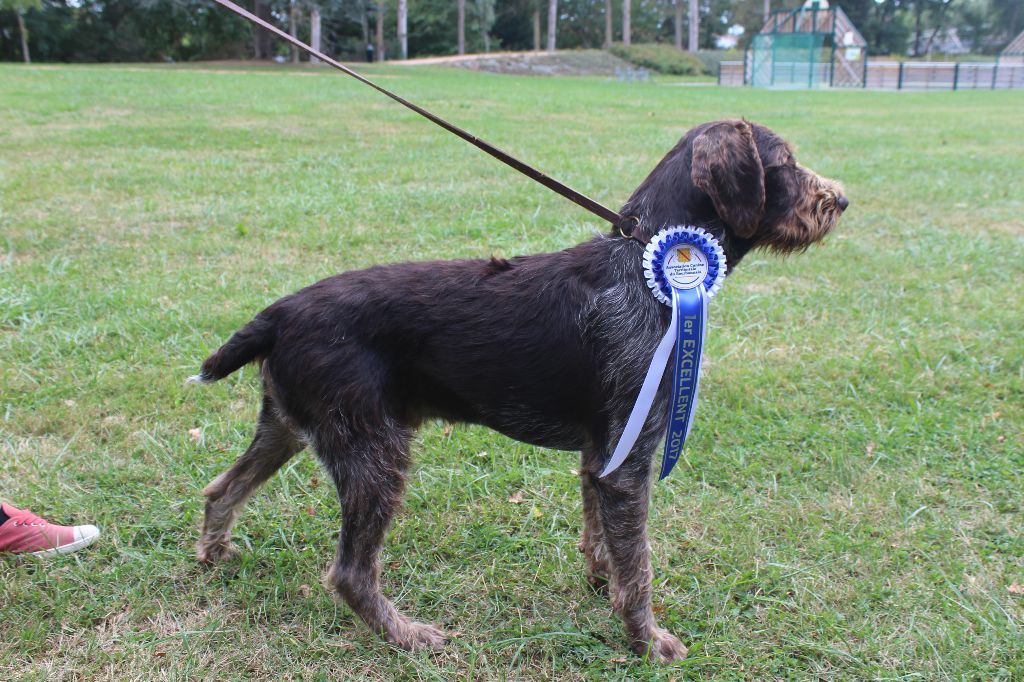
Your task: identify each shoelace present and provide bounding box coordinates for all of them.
[11,511,48,528]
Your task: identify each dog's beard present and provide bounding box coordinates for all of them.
[767,176,845,253]
[806,188,844,241]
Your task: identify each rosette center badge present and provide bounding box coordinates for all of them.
[663,245,708,290]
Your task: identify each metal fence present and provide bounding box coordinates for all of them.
[718,59,1024,90]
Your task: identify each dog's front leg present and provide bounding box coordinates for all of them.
[587,452,687,663]
[579,449,612,594]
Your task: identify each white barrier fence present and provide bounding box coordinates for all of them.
[718,59,1024,90]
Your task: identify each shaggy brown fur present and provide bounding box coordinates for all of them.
[192,119,846,662]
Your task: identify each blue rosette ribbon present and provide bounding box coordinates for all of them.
[600,226,727,480]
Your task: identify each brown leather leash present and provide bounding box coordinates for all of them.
[211,0,632,233]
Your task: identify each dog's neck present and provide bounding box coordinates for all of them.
[615,142,755,272]
[613,198,752,273]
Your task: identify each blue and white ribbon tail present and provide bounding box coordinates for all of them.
[598,302,679,478]
[658,285,707,480]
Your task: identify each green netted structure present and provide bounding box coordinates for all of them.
[747,1,867,88]
[1000,29,1024,64]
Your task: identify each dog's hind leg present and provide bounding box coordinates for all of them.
[587,435,688,663]
[197,392,304,564]
[320,420,447,651]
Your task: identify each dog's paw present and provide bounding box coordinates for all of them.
[196,540,241,564]
[579,540,611,596]
[389,620,448,651]
[585,572,610,596]
[634,628,688,664]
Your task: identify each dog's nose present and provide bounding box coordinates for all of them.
[837,195,849,211]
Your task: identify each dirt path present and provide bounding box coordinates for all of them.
[391,49,647,77]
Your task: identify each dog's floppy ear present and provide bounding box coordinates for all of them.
[690,120,765,238]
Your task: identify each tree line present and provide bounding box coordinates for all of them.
[1,0,1021,63]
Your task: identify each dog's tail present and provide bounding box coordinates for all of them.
[187,314,276,384]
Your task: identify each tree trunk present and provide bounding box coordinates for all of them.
[310,7,322,64]
[546,0,557,51]
[375,2,385,61]
[688,0,698,52]
[922,2,949,59]
[289,0,299,63]
[481,0,491,53]
[458,0,466,55]
[674,0,682,50]
[16,10,30,64]
[360,0,369,48]
[622,0,630,46]
[533,7,541,51]
[604,0,612,48]
[912,0,924,57]
[254,1,274,59]
[398,0,408,59]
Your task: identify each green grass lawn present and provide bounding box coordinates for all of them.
[1,63,1022,680]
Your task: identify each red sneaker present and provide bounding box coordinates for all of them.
[0,503,100,557]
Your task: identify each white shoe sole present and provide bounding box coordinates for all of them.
[29,525,101,558]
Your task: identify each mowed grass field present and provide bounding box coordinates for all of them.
[1,62,1022,680]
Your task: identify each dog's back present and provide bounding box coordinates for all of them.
[191,238,649,450]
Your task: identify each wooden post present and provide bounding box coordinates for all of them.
[808,38,815,88]
[828,10,836,87]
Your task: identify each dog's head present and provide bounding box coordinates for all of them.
[621,119,848,265]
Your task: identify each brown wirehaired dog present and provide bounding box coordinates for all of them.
[191,119,847,662]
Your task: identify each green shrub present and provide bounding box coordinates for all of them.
[609,43,709,75]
